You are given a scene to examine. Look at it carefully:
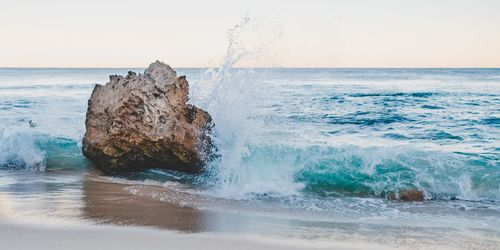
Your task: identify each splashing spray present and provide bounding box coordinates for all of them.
[190,16,296,197]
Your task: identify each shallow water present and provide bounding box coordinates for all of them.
[0,68,499,248]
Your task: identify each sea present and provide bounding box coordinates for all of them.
[0,67,499,249]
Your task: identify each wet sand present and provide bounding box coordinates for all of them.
[82,178,210,232]
[1,170,500,249]
[0,220,387,250]
[0,175,392,250]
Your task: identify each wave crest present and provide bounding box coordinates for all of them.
[0,129,88,171]
[204,144,499,202]
[0,130,45,170]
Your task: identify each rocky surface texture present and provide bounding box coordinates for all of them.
[398,189,425,201]
[388,189,425,201]
[82,61,214,174]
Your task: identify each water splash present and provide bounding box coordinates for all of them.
[0,128,46,171]
[0,127,89,172]
[190,16,296,198]
[187,17,500,202]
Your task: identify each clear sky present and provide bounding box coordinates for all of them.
[1,0,499,68]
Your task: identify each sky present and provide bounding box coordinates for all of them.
[0,0,499,68]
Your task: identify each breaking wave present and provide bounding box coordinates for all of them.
[184,16,500,203]
[0,129,89,171]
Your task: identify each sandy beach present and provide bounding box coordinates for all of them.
[0,220,393,250]
[2,170,499,249]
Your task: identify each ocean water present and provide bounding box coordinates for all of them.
[0,67,500,247]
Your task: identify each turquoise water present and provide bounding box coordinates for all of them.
[0,68,499,238]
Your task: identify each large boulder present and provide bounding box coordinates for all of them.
[82,61,214,174]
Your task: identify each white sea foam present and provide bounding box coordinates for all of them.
[0,128,45,171]
[0,176,16,187]
[189,16,300,198]
[185,17,500,203]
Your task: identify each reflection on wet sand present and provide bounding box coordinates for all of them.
[82,177,210,233]
[82,173,281,235]
[0,169,256,233]
[0,170,84,223]
[80,174,500,249]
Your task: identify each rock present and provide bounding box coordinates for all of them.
[388,189,425,201]
[399,189,424,201]
[82,61,214,174]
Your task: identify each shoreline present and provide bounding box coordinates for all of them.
[0,219,390,250]
[1,170,500,249]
